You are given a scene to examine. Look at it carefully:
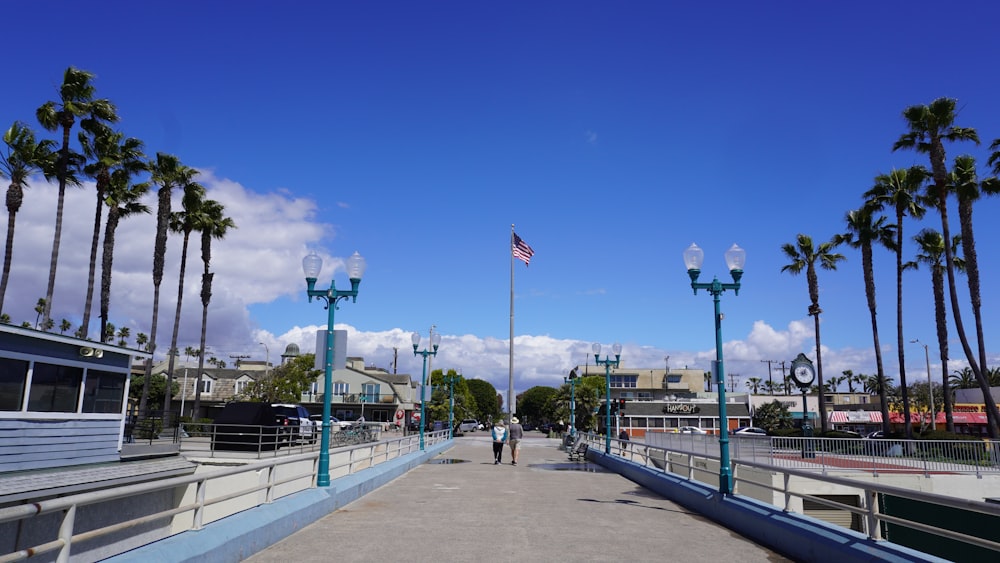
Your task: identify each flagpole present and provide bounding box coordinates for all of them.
[509,224,516,420]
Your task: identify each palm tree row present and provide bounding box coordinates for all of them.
[781,97,1000,439]
[1,67,236,417]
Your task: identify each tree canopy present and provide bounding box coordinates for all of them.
[239,353,318,403]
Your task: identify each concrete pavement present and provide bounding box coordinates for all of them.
[246,434,789,563]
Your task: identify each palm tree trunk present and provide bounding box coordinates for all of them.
[139,287,160,415]
[894,211,912,438]
[100,210,119,337]
[931,266,954,432]
[163,232,192,414]
[957,197,999,434]
[813,312,828,434]
[192,271,213,418]
[937,188,999,437]
[43,125,72,325]
[81,183,106,339]
[0,205,18,312]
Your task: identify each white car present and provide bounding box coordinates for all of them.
[309,414,352,430]
[458,419,480,432]
[678,426,707,434]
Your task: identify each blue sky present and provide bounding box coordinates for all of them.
[3,2,1000,401]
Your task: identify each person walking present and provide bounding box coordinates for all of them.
[618,428,630,456]
[491,420,507,464]
[508,416,524,466]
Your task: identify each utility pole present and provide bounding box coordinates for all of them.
[778,361,788,395]
[229,354,250,369]
[392,347,398,374]
[760,359,777,388]
[728,372,738,393]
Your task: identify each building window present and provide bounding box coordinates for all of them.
[361,383,380,402]
[28,362,82,412]
[236,379,251,394]
[332,382,348,396]
[199,378,213,394]
[610,375,637,388]
[82,370,125,413]
[666,375,682,383]
[0,357,28,411]
[637,392,653,401]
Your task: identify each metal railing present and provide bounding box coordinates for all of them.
[0,430,450,563]
[647,432,1000,477]
[176,422,383,459]
[581,432,1000,554]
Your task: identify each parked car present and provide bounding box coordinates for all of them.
[679,426,707,434]
[211,402,291,451]
[458,419,480,432]
[309,414,352,430]
[272,404,317,444]
[731,426,768,437]
[864,431,885,440]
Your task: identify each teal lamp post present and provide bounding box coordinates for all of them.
[684,242,744,495]
[443,372,460,438]
[412,331,441,450]
[564,370,580,437]
[303,250,366,487]
[593,342,622,454]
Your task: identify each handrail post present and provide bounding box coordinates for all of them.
[265,465,276,504]
[865,488,882,540]
[193,479,207,530]
[56,504,76,563]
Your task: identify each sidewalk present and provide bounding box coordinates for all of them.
[246,435,788,563]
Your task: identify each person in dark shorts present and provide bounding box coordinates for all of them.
[508,416,524,465]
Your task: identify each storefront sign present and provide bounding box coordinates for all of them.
[662,404,700,415]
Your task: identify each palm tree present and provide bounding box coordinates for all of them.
[135,332,148,352]
[864,166,928,437]
[949,368,977,390]
[0,122,55,314]
[780,234,845,433]
[139,153,198,416]
[746,377,762,394]
[100,169,151,338]
[59,319,71,334]
[842,370,856,393]
[835,206,896,435]
[36,67,118,326]
[949,155,1000,430]
[191,199,236,419]
[892,97,998,439]
[913,228,962,432]
[116,326,130,347]
[33,298,46,329]
[104,322,115,344]
[184,346,197,362]
[78,122,145,339]
[162,176,206,414]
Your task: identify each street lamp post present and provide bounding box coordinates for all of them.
[260,342,269,377]
[443,372,460,439]
[684,242,745,496]
[564,370,579,437]
[303,250,367,487]
[593,342,622,454]
[911,339,936,430]
[412,331,441,450]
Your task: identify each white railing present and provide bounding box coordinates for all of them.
[581,433,1000,554]
[0,430,450,563]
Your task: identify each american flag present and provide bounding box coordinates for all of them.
[512,232,535,265]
